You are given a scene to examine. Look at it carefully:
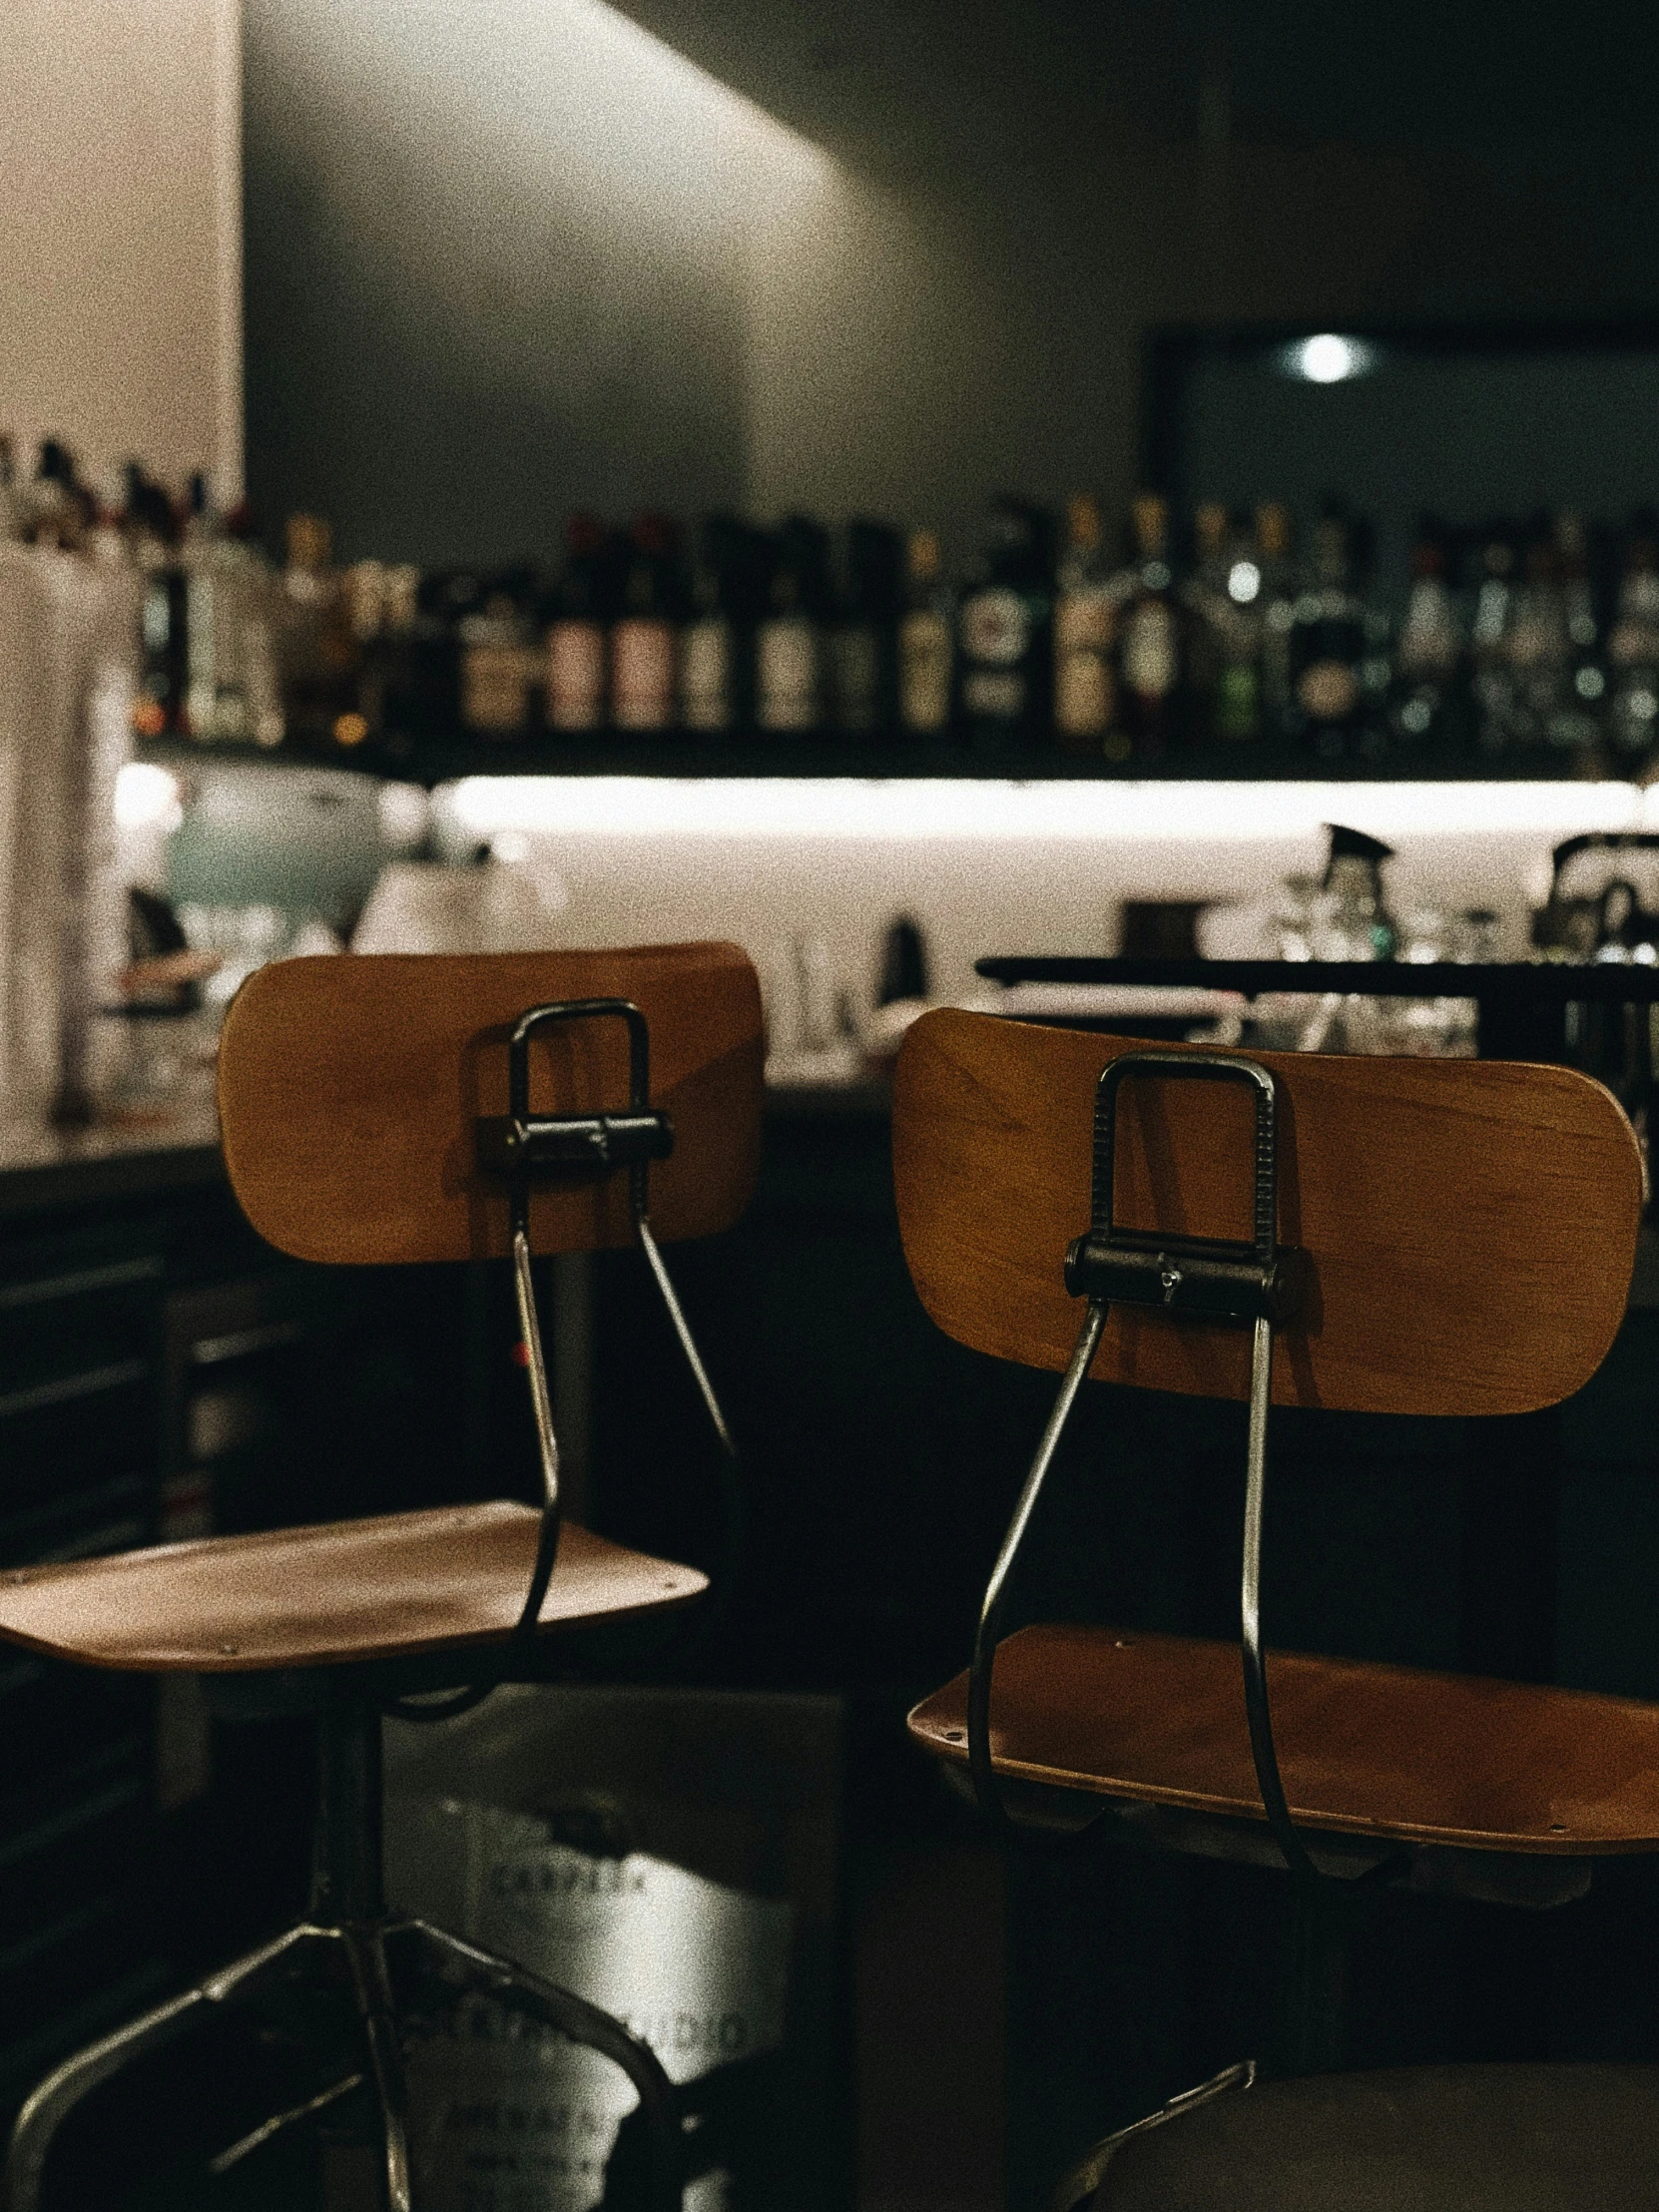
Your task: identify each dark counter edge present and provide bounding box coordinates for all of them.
[0,1126,224,1223]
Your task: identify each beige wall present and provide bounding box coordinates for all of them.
[0,0,242,495]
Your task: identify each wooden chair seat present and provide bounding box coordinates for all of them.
[1089,2063,1659,2211]
[908,1623,1659,1854]
[0,1503,706,1674]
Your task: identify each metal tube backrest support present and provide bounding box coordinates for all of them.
[966,1050,1315,1876]
[393,992,740,1724]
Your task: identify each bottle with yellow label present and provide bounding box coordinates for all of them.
[1052,493,1115,753]
[898,529,955,737]
[1109,492,1183,767]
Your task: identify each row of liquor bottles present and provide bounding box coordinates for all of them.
[11,429,1659,769]
[378,495,1659,768]
[439,493,1659,768]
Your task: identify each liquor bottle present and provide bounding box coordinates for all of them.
[1552,513,1606,754]
[756,517,830,734]
[1468,526,1525,759]
[1385,515,1462,759]
[128,464,188,741]
[1605,515,1659,768]
[457,572,538,741]
[1185,502,1264,748]
[679,517,742,735]
[181,474,282,748]
[1109,492,1182,765]
[1504,516,1572,760]
[1283,502,1386,763]
[1052,492,1115,753]
[1255,501,1299,741]
[956,496,1054,749]
[544,512,610,734]
[897,528,954,737]
[279,513,376,750]
[829,520,901,735]
[610,514,681,733]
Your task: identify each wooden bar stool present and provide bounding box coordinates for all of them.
[893,1006,1659,2210]
[0,941,763,2212]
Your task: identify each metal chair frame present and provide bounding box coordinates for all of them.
[7,996,736,2212]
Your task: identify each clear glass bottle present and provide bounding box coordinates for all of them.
[1386,515,1463,760]
[1468,525,1524,759]
[1255,501,1300,743]
[1605,514,1659,770]
[1186,502,1265,749]
[1553,512,1606,756]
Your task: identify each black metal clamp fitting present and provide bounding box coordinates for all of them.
[1063,1050,1304,1326]
[475,998,675,1230]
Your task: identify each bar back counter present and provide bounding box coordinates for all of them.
[12,771,1659,2203]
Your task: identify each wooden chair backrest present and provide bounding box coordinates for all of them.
[892,1009,1642,1417]
[219,944,764,1265]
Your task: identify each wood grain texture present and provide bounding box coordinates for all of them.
[219,944,764,1264]
[0,1505,706,1673]
[892,1009,1642,1416]
[909,1625,1659,1854]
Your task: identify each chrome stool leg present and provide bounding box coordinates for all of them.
[6,1921,333,2212]
[389,1916,684,2212]
[344,1923,412,2212]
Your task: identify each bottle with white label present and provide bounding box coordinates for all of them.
[756,519,829,734]
[898,529,954,737]
[1052,492,1115,753]
[1284,503,1387,763]
[680,518,740,734]
[956,497,1054,750]
[609,514,681,734]
[1109,492,1183,767]
[544,512,611,734]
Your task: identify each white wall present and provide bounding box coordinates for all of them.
[422,778,1645,1020]
[0,0,242,495]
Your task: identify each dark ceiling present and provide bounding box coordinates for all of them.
[613,0,1659,171]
